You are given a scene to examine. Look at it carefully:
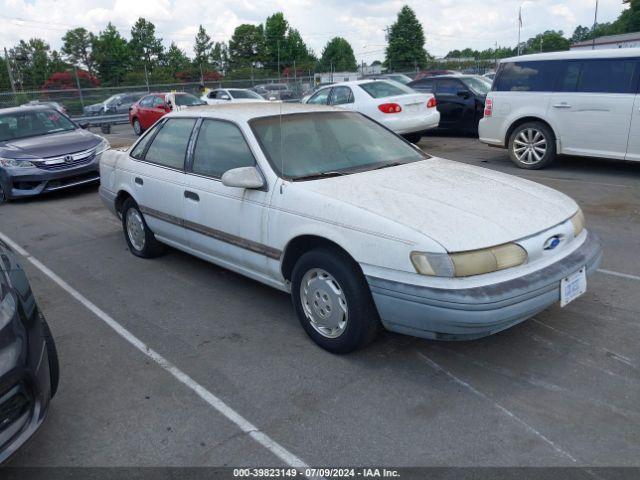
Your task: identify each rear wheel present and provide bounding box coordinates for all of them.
[291,247,380,354]
[121,198,164,258]
[403,133,423,144]
[508,122,556,169]
[0,184,6,205]
[132,118,143,136]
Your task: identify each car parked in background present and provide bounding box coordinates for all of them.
[128,92,205,135]
[22,101,67,115]
[0,106,109,203]
[483,72,496,82]
[413,70,458,81]
[201,88,267,105]
[84,92,146,116]
[408,75,491,133]
[0,237,59,463]
[99,103,601,353]
[303,80,439,143]
[376,73,413,85]
[253,83,294,101]
[479,48,640,169]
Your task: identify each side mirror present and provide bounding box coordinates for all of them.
[221,166,265,190]
[457,89,472,99]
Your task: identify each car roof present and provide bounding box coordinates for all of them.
[169,103,344,122]
[315,79,392,89]
[1,105,56,115]
[502,47,640,63]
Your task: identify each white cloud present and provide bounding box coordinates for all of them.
[0,0,628,61]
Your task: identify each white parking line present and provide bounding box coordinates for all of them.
[0,231,310,470]
[417,352,578,463]
[598,269,640,282]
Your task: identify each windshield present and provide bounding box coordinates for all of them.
[463,76,491,95]
[0,109,76,142]
[175,94,206,106]
[359,80,414,98]
[250,112,427,180]
[229,89,263,100]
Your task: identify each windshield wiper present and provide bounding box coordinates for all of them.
[293,171,348,181]
[371,162,405,171]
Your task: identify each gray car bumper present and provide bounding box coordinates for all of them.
[1,160,100,200]
[367,232,603,341]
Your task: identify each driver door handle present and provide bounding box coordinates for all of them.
[184,190,199,202]
[553,103,572,109]
[134,177,143,186]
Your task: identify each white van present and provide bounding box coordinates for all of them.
[479,48,640,168]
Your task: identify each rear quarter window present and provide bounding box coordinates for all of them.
[494,61,561,92]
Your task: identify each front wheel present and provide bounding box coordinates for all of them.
[508,122,556,169]
[121,198,165,258]
[291,247,380,354]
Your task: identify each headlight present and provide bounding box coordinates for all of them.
[411,243,528,278]
[570,209,585,237]
[95,138,110,155]
[0,157,36,168]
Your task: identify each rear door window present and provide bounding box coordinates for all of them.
[494,61,560,92]
[143,118,196,169]
[558,58,638,94]
[329,86,354,105]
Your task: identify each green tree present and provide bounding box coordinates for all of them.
[48,50,69,73]
[129,18,164,71]
[615,0,640,33]
[91,23,130,86]
[384,5,428,71]
[9,38,51,89]
[264,12,288,70]
[284,28,315,68]
[570,25,592,44]
[228,24,265,69]
[317,37,357,72]
[163,42,191,76]
[211,41,228,73]
[524,30,570,54]
[0,57,11,91]
[194,25,213,70]
[61,27,95,75]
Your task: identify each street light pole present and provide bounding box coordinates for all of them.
[592,0,599,50]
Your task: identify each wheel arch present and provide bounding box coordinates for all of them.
[115,188,135,214]
[505,116,558,149]
[280,235,360,282]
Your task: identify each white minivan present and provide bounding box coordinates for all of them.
[479,48,640,168]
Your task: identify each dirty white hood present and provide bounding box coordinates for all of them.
[300,158,578,252]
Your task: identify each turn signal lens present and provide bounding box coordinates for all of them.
[570,209,585,237]
[427,97,437,108]
[378,103,402,114]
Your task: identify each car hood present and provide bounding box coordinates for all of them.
[0,129,102,160]
[299,158,578,252]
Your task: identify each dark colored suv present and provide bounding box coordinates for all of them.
[0,237,58,463]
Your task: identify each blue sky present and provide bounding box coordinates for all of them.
[0,0,629,61]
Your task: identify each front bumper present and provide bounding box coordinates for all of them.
[1,157,100,200]
[367,232,603,341]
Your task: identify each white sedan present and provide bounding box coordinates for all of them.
[201,88,267,105]
[303,79,440,143]
[99,103,601,353]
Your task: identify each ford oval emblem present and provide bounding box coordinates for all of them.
[543,235,561,250]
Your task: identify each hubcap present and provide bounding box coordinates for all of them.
[300,268,348,338]
[134,120,141,135]
[126,208,146,251]
[513,128,547,164]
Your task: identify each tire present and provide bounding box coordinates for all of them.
[39,311,59,398]
[121,198,165,258]
[0,183,6,205]
[508,121,556,169]
[291,247,380,354]
[403,133,423,144]
[132,118,143,136]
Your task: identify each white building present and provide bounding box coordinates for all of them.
[314,71,359,85]
[571,32,640,51]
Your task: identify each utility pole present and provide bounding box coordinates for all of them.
[277,40,280,80]
[540,37,544,52]
[73,66,85,111]
[143,63,150,92]
[592,0,599,50]
[517,6,523,55]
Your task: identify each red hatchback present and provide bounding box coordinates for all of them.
[129,92,205,135]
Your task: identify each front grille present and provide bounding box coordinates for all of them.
[0,383,32,434]
[35,148,96,171]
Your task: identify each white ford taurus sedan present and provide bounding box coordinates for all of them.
[99,103,602,353]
